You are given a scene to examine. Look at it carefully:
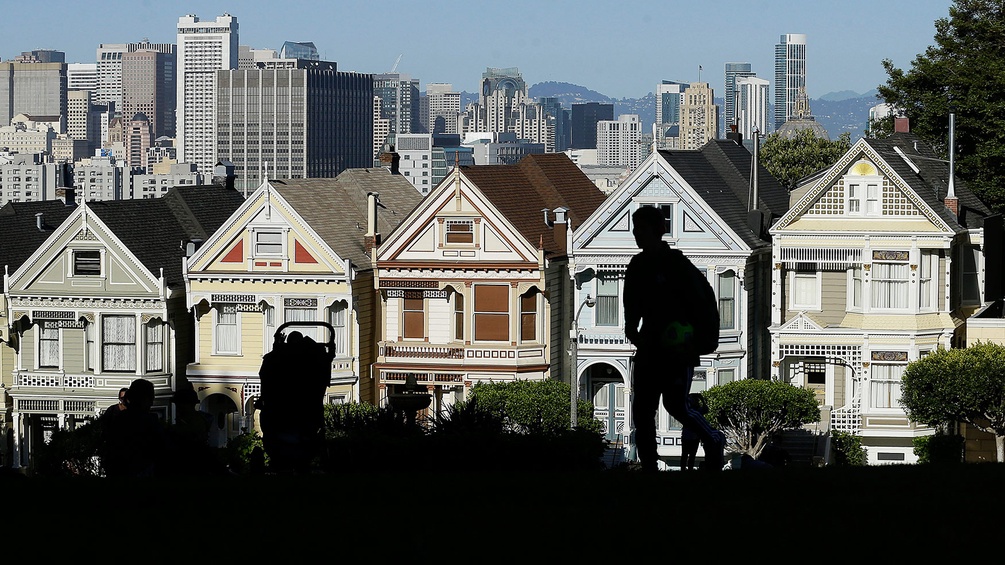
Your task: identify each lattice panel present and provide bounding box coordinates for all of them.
[65,375,94,388]
[882,180,920,216]
[779,343,862,372]
[808,180,845,215]
[18,374,60,387]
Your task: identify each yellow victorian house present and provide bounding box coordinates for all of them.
[184,169,420,446]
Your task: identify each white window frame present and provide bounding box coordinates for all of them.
[253,230,284,257]
[960,244,981,306]
[919,251,938,311]
[72,249,102,276]
[870,362,906,411]
[519,292,539,344]
[846,177,882,216]
[870,261,910,311]
[847,265,863,311]
[38,324,60,369]
[444,219,475,245]
[214,304,241,355]
[102,315,137,373]
[328,301,348,357]
[717,270,736,330]
[145,323,164,373]
[594,275,619,327]
[284,303,319,341]
[789,268,821,310]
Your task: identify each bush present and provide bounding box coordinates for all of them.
[913,432,964,464]
[32,421,104,477]
[830,430,866,466]
[466,379,604,436]
[704,379,820,457]
[226,431,267,474]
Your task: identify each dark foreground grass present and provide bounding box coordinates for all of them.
[7,463,999,561]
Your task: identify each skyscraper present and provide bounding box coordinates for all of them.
[774,33,807,131]
[734,76,770,146]
[279,41,319,61]
[596,114,642,169]
[177,14,239,173]
[96,42,175,110]
[122,48,176,139]
[571,102,613,149]
[0,61,67,129]
[654,81,688,149]
[67,63,98,92]
[216,59,373,192]
[424,83,460,135]
[679,82,718,150]
[373,72,420,146]
[461,68,554,152]
[723,63,754,134]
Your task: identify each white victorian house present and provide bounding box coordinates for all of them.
[769,129,996,464]
[571,139,789,464]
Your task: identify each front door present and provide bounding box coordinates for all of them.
[592,382,626,442]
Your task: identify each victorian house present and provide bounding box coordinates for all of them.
[184,170,420,445]
[372,154,606,412]
[769,127,996,464]
[571,139,789,462]
[2,186,244,467]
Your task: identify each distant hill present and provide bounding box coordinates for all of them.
[819,89,878,102]
[529,81,615,104]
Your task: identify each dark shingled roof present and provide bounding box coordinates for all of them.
[459,153,608,256]
[83,185,246,287]
[271,168,423,269]
[658,140,790,249]
[863,132,993,231]
[0,199,79,273]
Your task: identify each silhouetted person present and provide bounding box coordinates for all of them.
[624,206,725,473]
[100,388,129,424]
[680,393,708,471]
[101,379,166,477]
[259,330,334,473]
[167,386,218,475]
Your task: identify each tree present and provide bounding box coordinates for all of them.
[900,342,1005,462]
[879,0,1005,213]
[703,379,820,458]
[758,129,852,189]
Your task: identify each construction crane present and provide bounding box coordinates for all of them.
[390,54,402,73]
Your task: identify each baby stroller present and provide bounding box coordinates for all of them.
[257,321,337,473]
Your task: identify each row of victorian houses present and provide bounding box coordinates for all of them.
[0,119,999,469]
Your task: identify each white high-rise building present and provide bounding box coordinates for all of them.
[425,83,460,135]
[774,33,807,131]
[68,63,98,93]
[723,63,754,135]
[96,42,174,110]
[596,114,642,169]
[654,81,688,149]
[176,13,239,173]
[735,76,770,145]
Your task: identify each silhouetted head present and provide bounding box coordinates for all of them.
[632,206,666,251]
[117,387,129,405]
[171,386,200,409]
[287,331,304,346]
[127,379,155,412]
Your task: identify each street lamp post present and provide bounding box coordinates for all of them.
[570,294,595,429]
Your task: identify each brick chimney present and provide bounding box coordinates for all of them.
[894,117,910,133]
[553,206,569,255]
[378,149,400,175]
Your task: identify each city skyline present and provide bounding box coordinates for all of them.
[4,0,953,101]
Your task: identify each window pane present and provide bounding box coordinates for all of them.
[871,364,904,408]
[39,325,60,368]
[718,271,735,329]
[216,305,239,354]
[474,313,508,341]
[145,324,163,372]
[285,307,317,340]
[402,298,424,339]
[103,315,136,372]
[74,250,101,275]
[474,286,508,312]
[521,294,536,342]
[329,303,347,356]
[454,293,464,341]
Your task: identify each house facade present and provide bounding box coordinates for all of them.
[571,140,788,462]
[2,186,244,467]
[184,170,420,445]
[372,154,606,413]
[769,131,995,464]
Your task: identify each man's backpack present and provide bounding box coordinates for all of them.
[670,251,720,356]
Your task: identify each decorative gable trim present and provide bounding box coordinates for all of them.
[779,312,825,332]
[773,140,954,232]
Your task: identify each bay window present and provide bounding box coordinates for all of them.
[103,315,136,372]
[871,261,909,309]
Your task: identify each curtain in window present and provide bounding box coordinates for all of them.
[718,271,735,329]
[329,302,347,356]
[919,254,933,309]
[216,305,240,353]
[86,322,95,370]
[145,324,163,372]
[871,263,909,309]
[103,315,136,372]
[793,273,817,307]
[284,306,317,341]
[870,364,904,408]
[595,277,618,327]
[39,325,60,368]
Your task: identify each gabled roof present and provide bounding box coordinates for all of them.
[271,168,423,269]
[658,140,790,248]
[862,132,992,231]
[0,200,79,274]
[84,185,246,287]
[459,153,607,255]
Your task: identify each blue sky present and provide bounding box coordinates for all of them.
[5,0,953,100]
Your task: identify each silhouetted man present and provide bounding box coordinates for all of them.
[624,206,725,472]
